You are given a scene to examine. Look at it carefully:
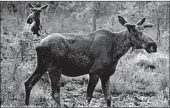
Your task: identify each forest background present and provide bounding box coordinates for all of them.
[1,1,169,107]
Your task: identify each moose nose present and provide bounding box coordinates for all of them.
[149,43,157,53]
[27,18,33,24]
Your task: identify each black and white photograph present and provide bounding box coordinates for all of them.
[1,1,169,107]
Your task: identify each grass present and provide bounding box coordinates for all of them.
[1,35,169,107]
[1,11,169,107]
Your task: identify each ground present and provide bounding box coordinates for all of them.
[1,51,169,107]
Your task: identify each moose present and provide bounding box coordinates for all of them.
[25,16,157,107]
[25,3,48,36]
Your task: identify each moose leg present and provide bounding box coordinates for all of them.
[100,76,111,107]
[48,67,61,107]
[25,66,46,106]
[86,74,99,106]
[86,59,106,106]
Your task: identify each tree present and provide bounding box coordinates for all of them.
[92,2,97,31]
[164,2,169,31]
[156,3,161,44]
[16,2,20,32]
[57,2,76,31]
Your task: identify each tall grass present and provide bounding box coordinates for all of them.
[94,51,169,94]
[1,10,169,107]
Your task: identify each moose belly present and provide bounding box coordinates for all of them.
[62,52,92,77]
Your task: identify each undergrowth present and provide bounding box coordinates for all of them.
[1,9,169,107]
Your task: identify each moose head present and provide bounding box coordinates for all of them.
[25,3,48,36]
[118,16,157,53]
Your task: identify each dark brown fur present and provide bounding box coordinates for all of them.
[25,16,157,107]
[25,3,48,36]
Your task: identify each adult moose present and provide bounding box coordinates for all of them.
[25,3,48,36]
[25,16,157,107]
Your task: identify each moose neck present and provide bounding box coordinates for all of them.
[33,18,40,27]
[115,29,132,47]
[112,29,133,60]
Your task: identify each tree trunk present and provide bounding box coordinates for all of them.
[10,1,14,15]
[92,2,96,32]
[156,17,160,44]
[17,3,20,32]
[156,4,160,44]
[164,2,169,31]
[61,7,65,32]
[0,2,2,15]
[168,2,170,53]
[25,2,29,21]
[46,3,50,19]
[138,2,141,16]
[92,13,96,31]
[53,6,58,20]
[62,18,64,31]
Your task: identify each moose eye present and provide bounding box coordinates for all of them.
[134,32,142,38]
[134,33,139,37]
[132,27,138,32]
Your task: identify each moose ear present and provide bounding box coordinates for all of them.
[41,5,48,10]
[28,3,35,8]
[137,18,146,25]
[118,16,127,26]
[143,24,153,28]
